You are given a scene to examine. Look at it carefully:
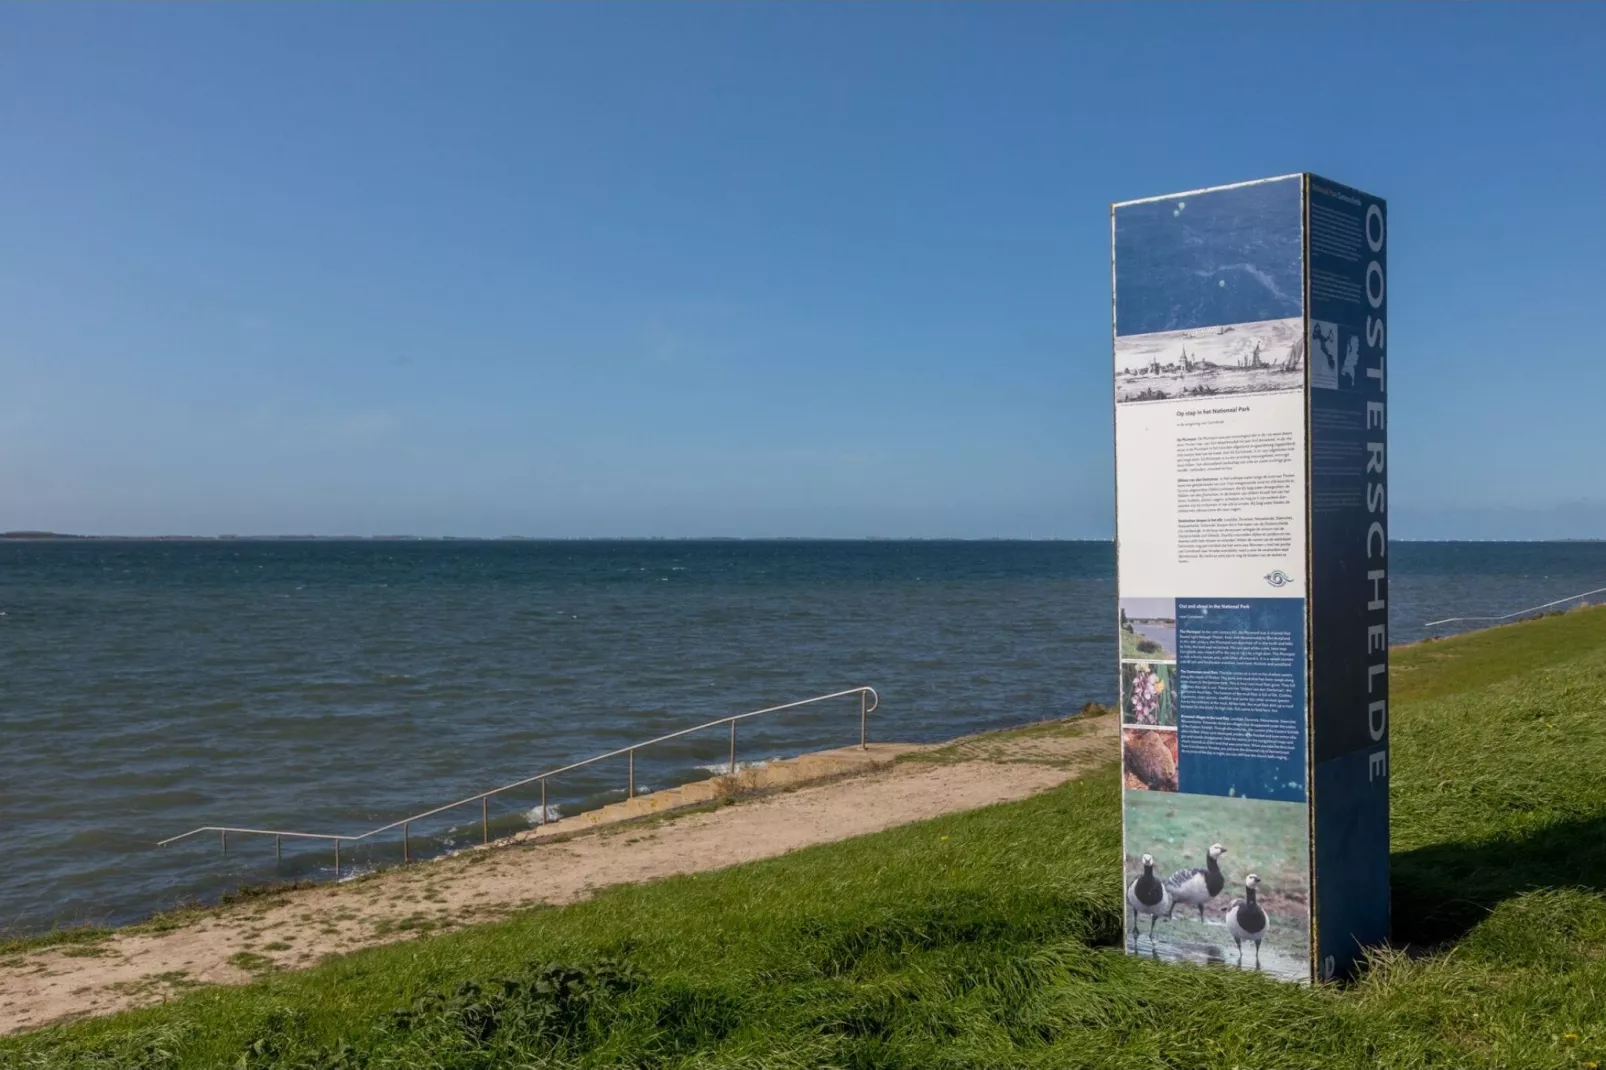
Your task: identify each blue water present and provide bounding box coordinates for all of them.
[1,538,1602,935]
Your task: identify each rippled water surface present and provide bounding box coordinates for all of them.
[2,538,1602,933]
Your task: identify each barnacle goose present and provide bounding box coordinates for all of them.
[1224,873,1269,969]
[1164,842,1227,922]
[1125,853,1172,948]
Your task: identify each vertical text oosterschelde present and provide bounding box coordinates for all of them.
[1363,201,1388,784]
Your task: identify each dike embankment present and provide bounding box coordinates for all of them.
[0,712,1117,1034]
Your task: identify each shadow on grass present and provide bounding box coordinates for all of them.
[1391,811,1606,948]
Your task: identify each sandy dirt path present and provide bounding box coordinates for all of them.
[0,715,1115,1035]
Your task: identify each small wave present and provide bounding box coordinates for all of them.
[696,759,772,775]
[524,805,562,824]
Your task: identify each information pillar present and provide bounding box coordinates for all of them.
[1113,174,1388,983]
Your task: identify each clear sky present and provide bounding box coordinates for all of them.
[2,3,1602,539]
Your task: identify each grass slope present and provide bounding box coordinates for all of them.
[7,608,1606,1069]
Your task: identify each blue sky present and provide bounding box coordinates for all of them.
[2,3,1602,539]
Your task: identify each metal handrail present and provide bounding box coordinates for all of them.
[1423,584,1606,627]
[158,686,878,876]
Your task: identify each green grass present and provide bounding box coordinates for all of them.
[0,927,111,960]
[898,705,1108,767]
[7,607,1606,1069]
[227,953,277,976]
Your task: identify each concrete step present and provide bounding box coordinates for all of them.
[497,741,929,846]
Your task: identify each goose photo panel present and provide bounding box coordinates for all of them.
[1123,790,1311,982]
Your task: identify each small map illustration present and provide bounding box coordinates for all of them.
[1309,319,1340,390]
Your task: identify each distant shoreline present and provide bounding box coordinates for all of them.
[0,533,1107,543]
[2,533,1601,544]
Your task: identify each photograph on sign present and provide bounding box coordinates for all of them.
[1123,790,1312,980]
[1122,727,1179,793]
[1120,662,1176,727]
[1119,597,1177,660]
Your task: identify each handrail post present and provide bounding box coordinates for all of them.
[482,796,489,844]
[541,778,548,825]
[403,822,410,863]
[333,838,340,879]
[861,689,868,750]
[729,719,737,775]
[627,749,635,799]
[221,830,227,854]
[275,835,281,860]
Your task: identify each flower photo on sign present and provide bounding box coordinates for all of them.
[1121,661,1177,727]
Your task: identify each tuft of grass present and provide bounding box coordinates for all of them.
[372,915,442,938]
[105,971,202,1002]
[0,926,112,958]
[7,608,1606,1069]
[219,882,317,908]
[128,902,212,936]
[227,953,277,975]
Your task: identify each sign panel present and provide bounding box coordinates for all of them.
[1307,174,1390,980]
[1113,174,1388,983]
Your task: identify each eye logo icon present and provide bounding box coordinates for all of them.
[1264,570,1292,588]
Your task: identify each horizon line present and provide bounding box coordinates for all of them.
[2,532,1602,545]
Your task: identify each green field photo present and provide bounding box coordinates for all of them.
[1119,598,1177,661]
[1123,789,1310,981]
[1121,627,1169,660]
